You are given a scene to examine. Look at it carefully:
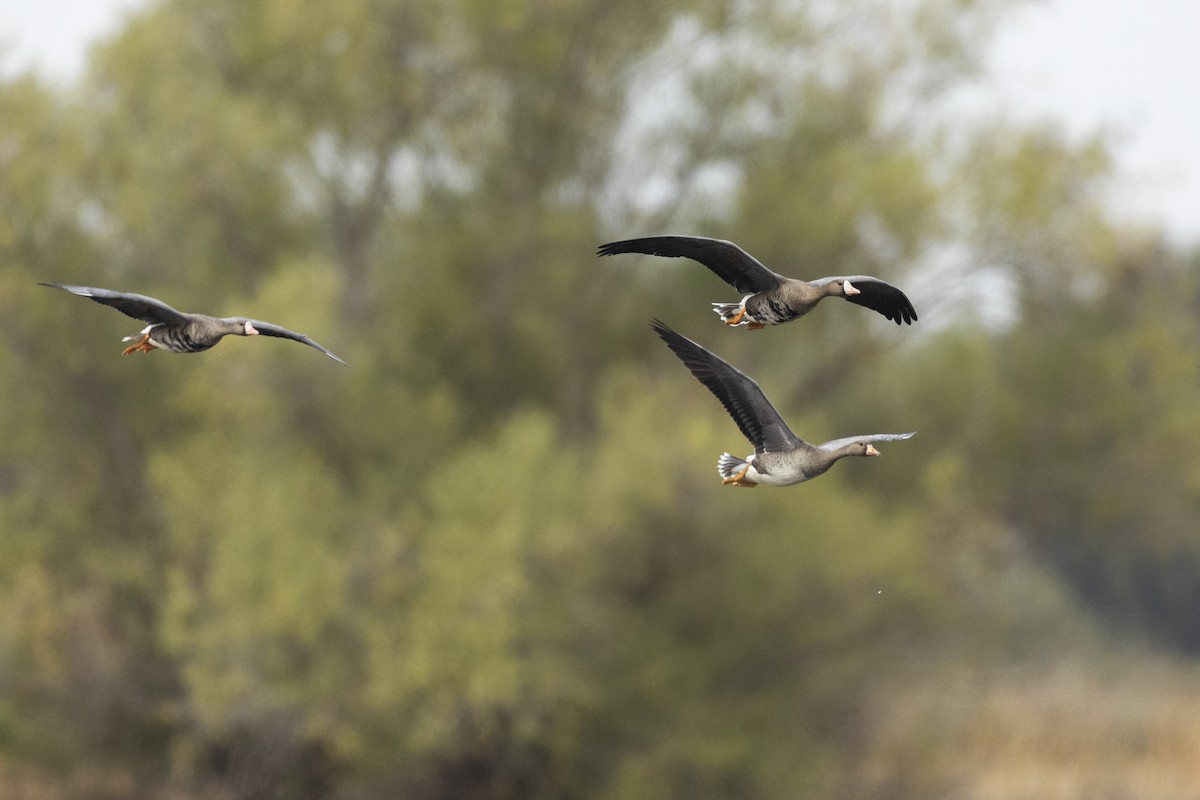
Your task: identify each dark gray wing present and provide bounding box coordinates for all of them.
[817,432,916,452]
[599,236,786,294]
[39,282,190,325]
[650,319,802,454]
[240,319,349,366]
[812,275,918,325]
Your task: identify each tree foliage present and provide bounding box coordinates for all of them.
[3,0,1199,797]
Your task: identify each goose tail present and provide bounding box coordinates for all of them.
[711,294,756,326]
[717,453,748,481]
[711,301,744,325]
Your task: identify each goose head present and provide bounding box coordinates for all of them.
[833,441,880,459]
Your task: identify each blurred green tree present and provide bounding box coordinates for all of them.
[10,0,1200,797]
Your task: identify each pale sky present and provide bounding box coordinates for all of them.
[985,0,1200,242]
[2,0,1199,242]
[0,0,142,81]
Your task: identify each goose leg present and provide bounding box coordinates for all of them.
[721,462,757,487]
[724,305,747,326]
[121,334,156,355]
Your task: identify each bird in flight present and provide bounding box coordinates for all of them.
[599,235,917,328]
[651,318,914,487]
[40,283,348,366]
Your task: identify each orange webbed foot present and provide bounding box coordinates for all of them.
[121,335,156,355]
[724,306,747,326]
[722,462,756,487]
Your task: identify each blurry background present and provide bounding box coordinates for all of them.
[3,0,1200,797]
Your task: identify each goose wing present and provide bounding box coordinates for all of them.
[817,432,916,452]
[599,236,786,294]
[39,282,190,325]
[650,319,802,454]
[238,319,349,366]
[813,275,918,325]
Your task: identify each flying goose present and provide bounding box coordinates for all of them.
[651,319,914,486]
[599,235,917,328]
[39,283,348,366]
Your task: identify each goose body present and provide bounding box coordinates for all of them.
[650,319,914,487]
[39,283,348,365]
[599,235,917,327]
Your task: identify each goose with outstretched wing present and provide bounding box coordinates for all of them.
[600,235,917,328]
[650,318,914,486]
[39,283,348,366]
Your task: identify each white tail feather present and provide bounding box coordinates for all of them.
[712,294,755,326]
[717,453,747,481]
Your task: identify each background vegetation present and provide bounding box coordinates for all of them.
[3,0,1200,796]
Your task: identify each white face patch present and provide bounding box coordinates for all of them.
[843,280,861,296]
[244,321,259,335]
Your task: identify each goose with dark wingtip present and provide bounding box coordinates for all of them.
[39,283,348,366]
[651,319,914,487]
[599,235,917,328]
